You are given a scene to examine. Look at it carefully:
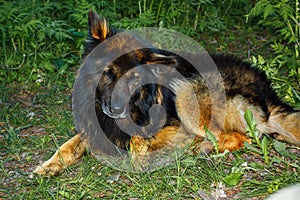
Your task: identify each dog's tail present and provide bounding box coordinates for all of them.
[267,104,300,145]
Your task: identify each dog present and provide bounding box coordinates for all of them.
[34,11,300,175]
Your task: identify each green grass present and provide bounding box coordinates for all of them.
[1,120,299,200]
[1,84,299,199]
[1,0,299,199]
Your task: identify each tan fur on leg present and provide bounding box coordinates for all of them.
[189,137,214,155]
[130,135,151,168]
[217,131,251,152]
[268,107,300,145]
[34,134,87,175]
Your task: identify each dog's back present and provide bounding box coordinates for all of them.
[173,54,300,151]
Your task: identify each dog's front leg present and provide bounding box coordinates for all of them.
[34,134,87,175]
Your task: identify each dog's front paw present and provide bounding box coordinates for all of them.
[33,134,87,176]
[130,135,151,170]
[33,157,64,176]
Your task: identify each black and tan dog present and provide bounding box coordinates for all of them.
[34,11,300,175]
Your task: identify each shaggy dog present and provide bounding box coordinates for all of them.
[34,11,300,175]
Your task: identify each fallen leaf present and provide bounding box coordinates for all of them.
[19,127,47,137]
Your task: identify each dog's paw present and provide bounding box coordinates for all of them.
[129,135,151,170]
[33,134,87,176]
[33,157,64,176]
[190,140,214,155]
[130,135,150,155]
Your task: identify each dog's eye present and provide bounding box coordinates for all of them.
[128,73,141,89]
[102,69,114,83]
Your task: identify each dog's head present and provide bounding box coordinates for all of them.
[85,11,178,125]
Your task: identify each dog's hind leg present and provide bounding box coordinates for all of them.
[34,134,87,175]
[267,106,300,145]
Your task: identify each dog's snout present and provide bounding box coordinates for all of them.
[109,104,124,115]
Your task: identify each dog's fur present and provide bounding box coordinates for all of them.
[34,11,300,175]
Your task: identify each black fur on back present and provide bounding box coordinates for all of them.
[211,54,295,114]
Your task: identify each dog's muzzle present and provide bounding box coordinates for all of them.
[102,103,128,119]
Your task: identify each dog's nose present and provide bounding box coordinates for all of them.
[110,105,124,115]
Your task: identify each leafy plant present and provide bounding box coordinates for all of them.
[247,0,300,107]
[0,0,255,91]
[244,109,270,164]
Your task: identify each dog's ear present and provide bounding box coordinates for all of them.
[145,53,178,76]
[88,10,110,42]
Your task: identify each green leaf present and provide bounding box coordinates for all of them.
[249,162,264,169]
[244,109,255,132]
[58,190,70,198]
[205,127,218,153]
[244,109,260,146]
[257,55,266,65]
[263,4,274,19]
[224,173,243,186]
[273,140,297,160]
[244,141,262,154]
[261,136,269,164]
[69,28,85,37]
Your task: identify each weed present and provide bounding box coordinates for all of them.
[244,109,270,164]
[247,0,300,107]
